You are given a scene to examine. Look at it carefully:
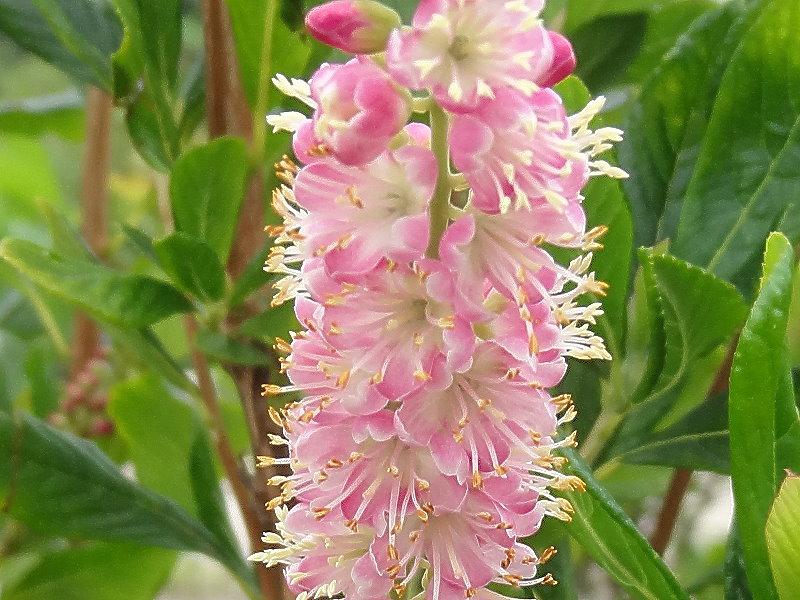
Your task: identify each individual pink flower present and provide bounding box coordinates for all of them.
[386,0,557,109]
[292,136,437,277]
[396,342,560,484]
[316,259,478,397]
[450,87,587,214]
[294,59,412,166]
[305,0,401,55]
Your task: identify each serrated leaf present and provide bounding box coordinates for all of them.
[766,475,800,600]
[0,0,123,90]
[0,238,191,328]
[610,253,747,457]
[560,449,689,600]
[154,233,226,302]
[170,137,249,262]
[672,0,800,293]
[0,412,254,590]
[729,232,795,600]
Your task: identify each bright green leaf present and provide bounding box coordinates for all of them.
[0,238,192,328]
[154,233,226,302]
[729,232,795,600]
[170,137,249,262]
[766,475,800,600]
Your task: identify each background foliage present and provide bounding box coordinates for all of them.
[0,0,798,599]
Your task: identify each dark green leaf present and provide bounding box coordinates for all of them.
[729,232,795,600]
[0,0,122,89]
[725,523,753,600]
[154,233,226,302]
[571,13,648,91]
[197,330,267,366]
[560,449,689,599]
[766,475,800,600]
[0,92,84,142]
[1,542,175,600]
[672,0,800,293]
[0,238,191,328]
[170,137,249,262]
[563,0,658,33]
[0,412,253,588]
[620,2,754,249]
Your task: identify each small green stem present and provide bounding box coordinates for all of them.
[250,0,277,165]
[425,103,453,258]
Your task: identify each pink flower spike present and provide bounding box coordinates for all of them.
[295,60,412,166]
[306,0,402,55]
[386,0,554,110]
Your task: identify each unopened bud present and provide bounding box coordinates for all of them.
[306,0,401,55]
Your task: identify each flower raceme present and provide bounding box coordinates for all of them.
[254,0,627,598]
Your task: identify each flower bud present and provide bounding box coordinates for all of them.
[305,0,401,55]
[540,31,576,88]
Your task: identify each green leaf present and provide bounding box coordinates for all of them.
[108,375,200,513]
[0,412,254,588]
[0,0,123,89]
[0,92,84,142]
[766,475,800,600]
[560,449,689,599]
[563,0,660,33]
[197,330,267,366]
[672,0,800,293]
[620,1,754,249]
[725,523,754,600]
[729,232,795,600]
[609,253,747,456]
[0,238,191,328]
[2,542,175,600]
[154,233,226,302]
[112,0,181,169]
[170,137,249,262]
[571,13,648,91]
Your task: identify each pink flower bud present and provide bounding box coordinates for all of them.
[306,0,401,55]
[540,31,576,88]
[88,418,114,438]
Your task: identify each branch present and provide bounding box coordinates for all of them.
[71,87,113,376]
[650,468,692,555]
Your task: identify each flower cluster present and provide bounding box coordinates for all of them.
[253,1,625,598]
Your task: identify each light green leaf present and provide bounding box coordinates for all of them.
[2,542,175,600]
[729,232,795,600]
[170,137,249,262]
[766,475,800,600]
[0,412,254,590]
[560,449,689,600]
[0,92,84,142]
[0,238,191,328]
[0,0,122,89]
[673,0,800,293]
[154,233,226,302]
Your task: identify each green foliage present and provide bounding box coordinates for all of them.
[0,412,255,589]
[766,475,800,600]
[0,239,192,328]
[729,233,796,600]
[154,233,226,302]
[0,0,122,90]
[170,137,249,262]
[560,450,689,599]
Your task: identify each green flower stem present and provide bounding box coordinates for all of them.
[250,0,277,166]
[425,102,453,258]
